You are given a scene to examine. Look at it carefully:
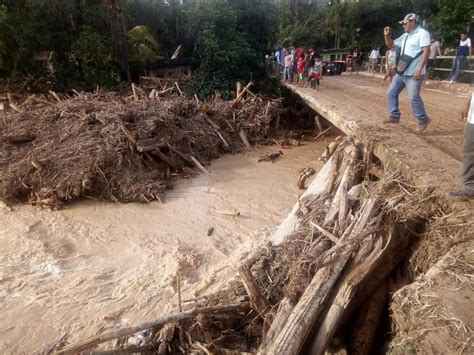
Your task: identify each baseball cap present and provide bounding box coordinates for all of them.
[399,13,418,25]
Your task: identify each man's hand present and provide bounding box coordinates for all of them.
[383,27,391,36]
[413,69,422,81]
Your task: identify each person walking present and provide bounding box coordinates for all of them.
[383,13,431,133]
[447,92,474,200]
[444,32,472,84]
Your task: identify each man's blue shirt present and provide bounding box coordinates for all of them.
[394,26,430,76]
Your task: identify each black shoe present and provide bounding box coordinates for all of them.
[446,190,474,201]
[383,116,400,124]
[416,118,431,133]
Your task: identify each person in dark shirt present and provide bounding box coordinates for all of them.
[444,32,472,84]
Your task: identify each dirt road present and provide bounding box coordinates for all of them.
[288,74,470,195]
[0,141,326,353]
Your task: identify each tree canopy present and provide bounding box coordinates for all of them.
[0,0,471,95]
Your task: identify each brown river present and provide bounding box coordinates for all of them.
[0,141,326,353]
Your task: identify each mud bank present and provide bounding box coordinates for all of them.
[0,141,327,353]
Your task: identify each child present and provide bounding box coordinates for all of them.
[297,56,305,86]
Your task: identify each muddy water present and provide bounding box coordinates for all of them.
[0,141,326,353]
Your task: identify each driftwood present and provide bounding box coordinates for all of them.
[314,115,323,133]
[263,198,379,355]
[230,81,253,108]
[236,82,242,98]
[90,343,156,354]
[238,264,271,316]
[296,167,316,189]
[57,303,249,354]
[310,221,413,354]
[7,134,36,144]
[152,149,183,172]
[258,151,283,163]
[258,298,294,353]
[190,155,209,174]
[214,209,240,217]
[168,145,194,166]
[174,82,183,96]
[136,137,168,152]
[239,130,251,148]
[48,90,62,102]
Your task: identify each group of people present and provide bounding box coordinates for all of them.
[275,47,323,90]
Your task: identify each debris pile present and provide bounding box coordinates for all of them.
[0,83,286,207]
[59,136,452,354]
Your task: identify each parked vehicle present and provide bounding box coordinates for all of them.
[322,60,346,75]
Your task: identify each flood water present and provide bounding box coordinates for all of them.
[0,140,326,353]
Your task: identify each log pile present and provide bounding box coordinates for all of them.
[58,137,440,354]
[0,83,288,207]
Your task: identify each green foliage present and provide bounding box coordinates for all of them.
[71,27,120,90]
[189,0,274,98]
[433,0,474,45]
[0,0,471,95]
[127,25,163,73]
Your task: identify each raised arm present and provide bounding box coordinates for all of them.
[384,27,394,49]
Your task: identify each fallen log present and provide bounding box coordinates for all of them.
[258,298,294,353]
[324,144,358,228]
[309,221,413,354]
[57,303,249,354]
[136,137,168,152]
[152,149,183,172]
[263,199,379,355]
[168,145,194,166]
[7,134,36,144]
[118,119,154,162]
[190,155,209,174]
[239,130,251,148]
[238,264,271,316]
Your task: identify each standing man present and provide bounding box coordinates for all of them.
[444,32,472,84]
[283,50,293,84]
[384,13,431,133]
[448,92,474,200]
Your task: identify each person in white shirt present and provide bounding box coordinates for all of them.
[369,47,380,73]
[426,34,442,80]
[383,13,431,133]
[448,91,474,200]
[444,32,472,83]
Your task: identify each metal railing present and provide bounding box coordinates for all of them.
[376,55,474,76]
